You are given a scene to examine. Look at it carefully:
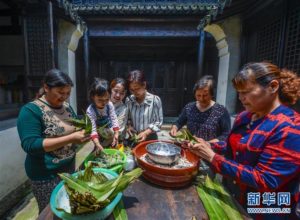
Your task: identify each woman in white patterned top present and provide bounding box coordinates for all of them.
[126,70,163,142]
[86,78,119,151]
[110,78,128,140]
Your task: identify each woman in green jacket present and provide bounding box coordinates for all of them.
[17,69,89,212]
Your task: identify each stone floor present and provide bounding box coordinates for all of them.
[5,125,174,220]
[5,141,94,220]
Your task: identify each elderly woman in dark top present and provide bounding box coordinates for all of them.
[170,75,231,142]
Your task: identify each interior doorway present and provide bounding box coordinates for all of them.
[88,37,199,117]
[76,34,219,117]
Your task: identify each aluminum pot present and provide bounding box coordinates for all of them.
[146,142,181,165]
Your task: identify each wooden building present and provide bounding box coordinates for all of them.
[0,0,299,121]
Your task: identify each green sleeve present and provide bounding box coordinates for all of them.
[17,103,45,154]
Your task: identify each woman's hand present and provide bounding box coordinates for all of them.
[43,130,90,152]
[189,140,215,162]
[169,125,178,137]
[137,129,152,142]
[127,125,137,137]
[94,143,104,155]
[70,130,90,144]
[111,131,119,147]
[92,137,103,155]
[193,136,205,143]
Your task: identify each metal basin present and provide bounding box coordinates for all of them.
[133,140,200,188]
[146,142,181,165]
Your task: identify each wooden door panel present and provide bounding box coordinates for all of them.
[102,61,197,116]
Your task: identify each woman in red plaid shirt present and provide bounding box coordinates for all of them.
[190,62,300,219]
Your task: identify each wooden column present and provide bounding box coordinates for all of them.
[23,11,29,103]
[47,0,55,68]
[83,28,90,98]
[197,29,205,78]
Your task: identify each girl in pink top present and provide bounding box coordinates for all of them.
[86,78,119,151]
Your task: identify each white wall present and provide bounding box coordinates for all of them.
[0,126,27,201]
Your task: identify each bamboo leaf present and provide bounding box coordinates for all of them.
[58,173,90,195]
[196,184,228,220]
[113,200,128,220]
[173,128,198,143]
[59,167,142,215]
[109,168,143,200]
[95,173,123,203]
[211,178,243,220]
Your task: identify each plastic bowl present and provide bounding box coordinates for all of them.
[50,168,122,220]
[84,149,127,173]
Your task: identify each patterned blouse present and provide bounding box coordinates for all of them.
[17,96,77,180]
[34,97,76,162]
[175,102,231,141]
[211,105,300,219]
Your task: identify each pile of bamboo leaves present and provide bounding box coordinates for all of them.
[57,164,142,214]
[196,175,243,220]
[67,114,112,139]
[90,152,124,169]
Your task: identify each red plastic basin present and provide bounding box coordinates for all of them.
[133,140,200,188]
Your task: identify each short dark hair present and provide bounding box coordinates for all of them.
[89,78,109,98]
[193,75,214,96]
[127,70,146,86]
[43,69,73,88]
[110,77,127,91]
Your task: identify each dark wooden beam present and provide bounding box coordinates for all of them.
[197,29,205,77]
[83,29,90,97]
[90,38,198,47]
[47,0,55,68]
[23,14,30,102]
[89,26,199,38]
[86,16,203,23]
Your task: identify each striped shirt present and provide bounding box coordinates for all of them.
[125,92,163,133]
[86,101,119,137]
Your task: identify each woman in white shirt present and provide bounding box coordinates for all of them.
[110,78,128,141]
[126,70,163,142]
